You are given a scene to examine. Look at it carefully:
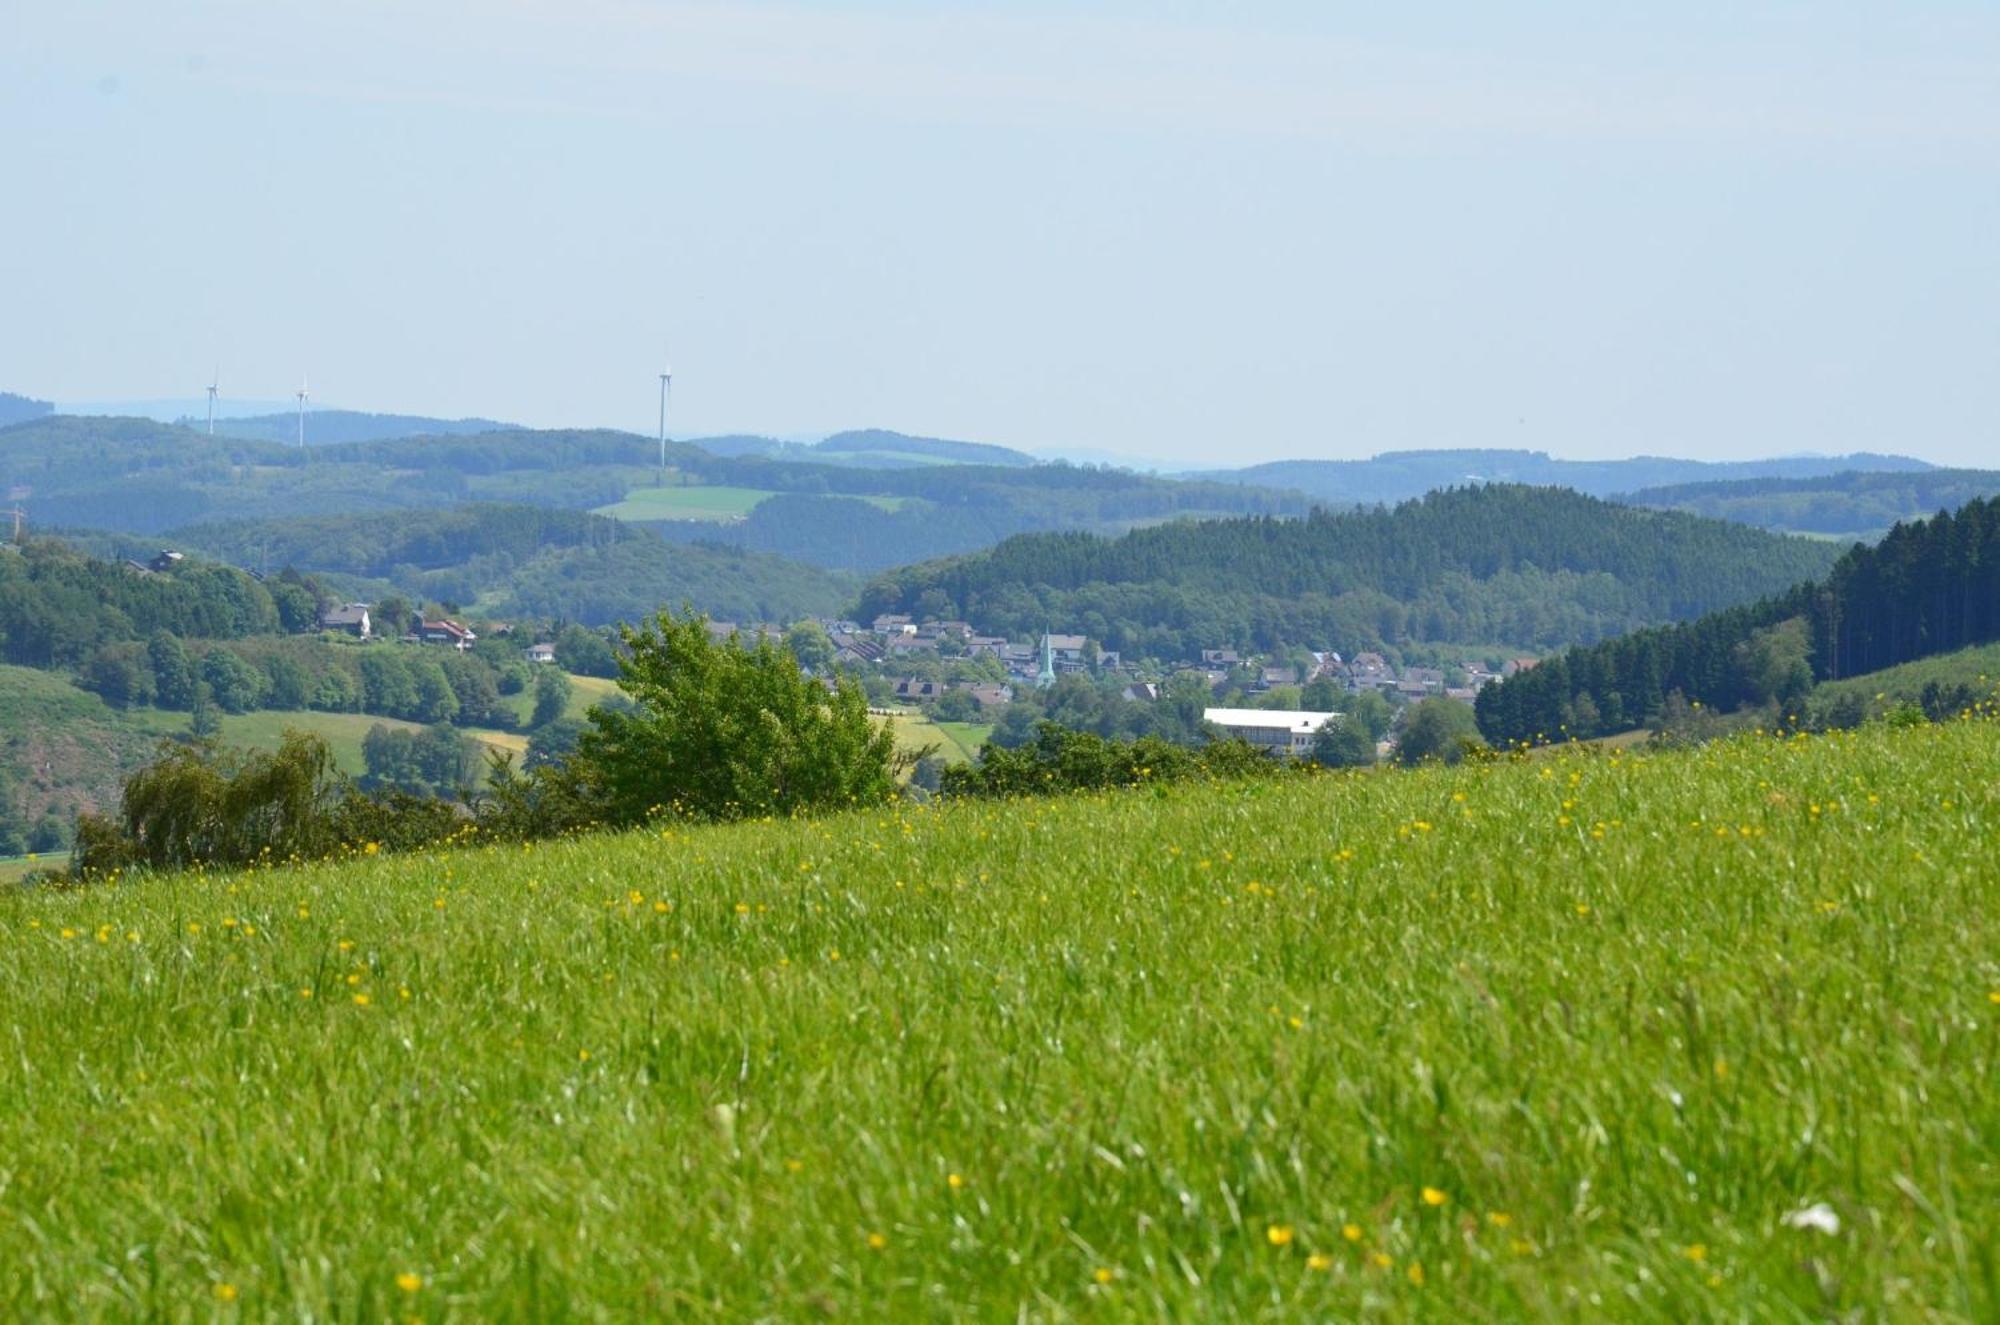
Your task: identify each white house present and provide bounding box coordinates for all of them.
[1203,708,1338,758]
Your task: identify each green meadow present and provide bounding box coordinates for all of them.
[2,721,1995,1320]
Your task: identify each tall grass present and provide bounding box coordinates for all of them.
[1,721,1995,1320]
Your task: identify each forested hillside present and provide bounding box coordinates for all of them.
[1195,449,1929,506]
[163,504,855,626]
[860,486,1842,658]
[0,415,1308,567]
[206,409,521,445]
[0,391,52,427]
[1618,468,2000,538]
[1475,496,2000,743]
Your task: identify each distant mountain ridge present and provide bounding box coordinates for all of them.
[0,392,53,428]
[1191,449,1933,506]
[682,428,1037,469]
[198,409,522,445]
[1616,468,2000,538]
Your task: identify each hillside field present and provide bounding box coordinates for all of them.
[593,484,912,523]
[2,720,1995,1319]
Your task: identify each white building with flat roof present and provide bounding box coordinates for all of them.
[1203,708,1338,758]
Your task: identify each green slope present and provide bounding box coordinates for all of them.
[2,721,1995,1317]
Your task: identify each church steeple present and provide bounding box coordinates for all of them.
[1037,629,1056,688]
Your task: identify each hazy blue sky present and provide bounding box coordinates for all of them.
[3,2,1995,465]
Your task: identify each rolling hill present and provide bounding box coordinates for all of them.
[1617,467,2000,539]
[860,485,1844,659]
[0,415,1310,570]
[203,409,522,445]
[1191,448,1931,506]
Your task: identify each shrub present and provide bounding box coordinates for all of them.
[575,608,901,824]
[941,722,1298,799]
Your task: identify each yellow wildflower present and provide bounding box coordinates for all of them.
[1422,1187,1448,1207]
[395,1273,423,1294]
[1266,1224,1294,1247]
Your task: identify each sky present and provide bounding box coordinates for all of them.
[2,1,1996,467]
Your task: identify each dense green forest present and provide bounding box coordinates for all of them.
[859,486,1843,658]
[161,503,855,625]
[1618,468,2000,537]
[1475,497,2000,744]
[0,539,304,668]
[1194,449,1930,505]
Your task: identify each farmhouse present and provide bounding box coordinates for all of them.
[417,619,477,649]
[320,604,372,639]
[523,642,557,664]
[1202,707,1337,758]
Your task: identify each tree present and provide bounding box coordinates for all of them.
[1311,715,1376,768]
[783,620,836,674]
[1395,698,1484,766]
[407,658,460,725]
[932,687,981,723]
[374,595,414,638]
[1300,676,1342,712]
[149,631,196,709]
[1346,689,1395,741]
[554,624,618,678]
[524,716,585,769]
[189,682,222,740]
[574,608,902,824]
[531,667,573,728]
[82,642,155,709]
[263,654,309,709]
[200,648,268,714]
[360,652,417,718]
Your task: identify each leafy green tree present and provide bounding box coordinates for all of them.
[407,658,460,725]
[263,654,309,709]
[189,682,222,740]
[82,642,155,708]
[575,609,900,824]
[531,667,574,728]
[1311,716,1376,768]
[442,653,508,727]
[524,716,585,769]
[148,631,197,709]
[360,652,417,717]
[784,620,836,673]
[554,624,618,678]
[311,666,361,711]
[1395,698,1484,766]
[1346,689,1394,740]
[201,648,268,713]
[932,687,981,723]
[1300,676,1342,712]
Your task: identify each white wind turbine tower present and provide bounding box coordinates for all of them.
[206,367,219,435]
[295,376,309,448]
[657,363,673,482]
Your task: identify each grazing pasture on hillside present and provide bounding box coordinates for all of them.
[1,723,1995,1320]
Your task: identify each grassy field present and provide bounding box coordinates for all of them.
[1811,640,2000,717]
[2,720,1995,1319]
[592,484,776,522]
[880,709,993,766]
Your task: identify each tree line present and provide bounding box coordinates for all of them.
[1475,496,2000,745]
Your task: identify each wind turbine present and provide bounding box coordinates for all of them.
[657,364,673,482]
[295,376,309,448]
[205,366,218,435]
